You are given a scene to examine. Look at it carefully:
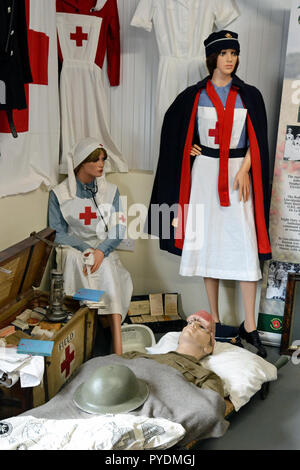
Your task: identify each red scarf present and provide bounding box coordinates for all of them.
[175,80,238,249]
[206,79,238,207]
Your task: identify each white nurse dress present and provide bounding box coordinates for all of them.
[57,12,127,174]
[131,0,240,168]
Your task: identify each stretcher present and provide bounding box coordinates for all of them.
[0,322,289,451]
[180,354,289,450]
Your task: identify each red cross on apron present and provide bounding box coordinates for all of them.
[79,206,97,225]
[61,345,75,378]
[70,26,88,47]
[0,0,49,133]
[208,121,219,144]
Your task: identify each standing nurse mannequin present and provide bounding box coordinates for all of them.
[190,32,267,358]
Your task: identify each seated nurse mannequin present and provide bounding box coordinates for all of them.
[48,137,133,355]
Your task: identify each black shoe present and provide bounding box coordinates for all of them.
[215,322,239,339]
[238,322,267,358]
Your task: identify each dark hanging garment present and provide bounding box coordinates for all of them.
[0,0,33,137]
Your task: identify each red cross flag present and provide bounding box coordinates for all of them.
[0,0,59,197]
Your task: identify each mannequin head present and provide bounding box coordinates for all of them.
[67,137,109,198]
[204,30,240,77]
[176,310,215,360]
[75,146,108,183]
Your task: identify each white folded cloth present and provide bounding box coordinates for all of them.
[81,249,108,311]
[19,356,44,388]
[0,346,44,388]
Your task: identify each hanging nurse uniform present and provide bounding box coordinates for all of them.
[52,138,133,322]
[131,0,240,169]
[56,12,127,174]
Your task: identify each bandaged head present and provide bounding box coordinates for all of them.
[186,310,216,351]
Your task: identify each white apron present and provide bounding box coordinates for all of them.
[179,106,262,281]
[53,178,133,321]
[56,13,127,174]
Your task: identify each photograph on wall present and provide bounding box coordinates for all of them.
[283,125,300,161]
[266,260,300,301]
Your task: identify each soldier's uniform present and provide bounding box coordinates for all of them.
[123,350,224,398]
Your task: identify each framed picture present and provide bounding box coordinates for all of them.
[280,273,300,356]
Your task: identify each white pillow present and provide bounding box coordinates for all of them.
[146,332,277,411]
[146,331,181,355]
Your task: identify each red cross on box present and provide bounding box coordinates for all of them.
[61,345,75,378]
[79,206,97,225]
[209,121,219,144]
[119,214,126,224]
[70,26,88,47]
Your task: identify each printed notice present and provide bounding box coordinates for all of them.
[271,171,300,259]
[149,294,164,316]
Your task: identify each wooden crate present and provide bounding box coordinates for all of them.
[0,228,96,419]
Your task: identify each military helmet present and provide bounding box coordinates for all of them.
[73,364,149,414]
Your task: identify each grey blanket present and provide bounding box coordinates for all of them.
[21,355,229,447]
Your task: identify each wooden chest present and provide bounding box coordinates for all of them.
[0,228,97,419]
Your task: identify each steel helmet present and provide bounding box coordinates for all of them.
[73,364,149,414]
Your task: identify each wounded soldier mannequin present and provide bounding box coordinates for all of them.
[123,310,224,398]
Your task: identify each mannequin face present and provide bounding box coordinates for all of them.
[77,151,106,182]
[177,320,212,356]
[216,49,238,76]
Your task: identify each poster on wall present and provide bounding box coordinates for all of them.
[258,0,300,345]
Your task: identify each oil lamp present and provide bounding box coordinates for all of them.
[46,269,68,321]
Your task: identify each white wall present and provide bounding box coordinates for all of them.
[0,0,292,323]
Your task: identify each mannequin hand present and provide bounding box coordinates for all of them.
[83,249,105,275]
[190,144,202,156]
[91,249,105,273]
[233,169,250,202]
